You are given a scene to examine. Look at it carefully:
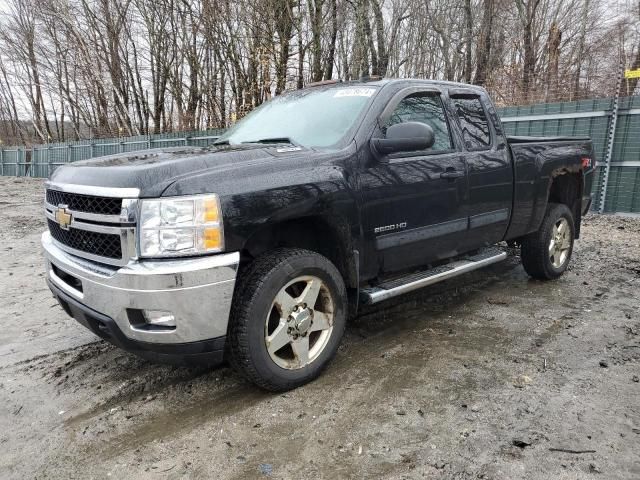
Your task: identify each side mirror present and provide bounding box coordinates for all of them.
[371,122,435,156]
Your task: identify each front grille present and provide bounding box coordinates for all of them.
[46,189,122,215]
[47,219,122,259]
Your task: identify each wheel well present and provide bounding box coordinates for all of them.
[548,171,583,237]
[240,217,358,288]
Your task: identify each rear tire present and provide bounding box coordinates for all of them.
[227,248,347,391]
[521,203,575,280]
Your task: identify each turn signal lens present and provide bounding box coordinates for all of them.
[203,227,222,250]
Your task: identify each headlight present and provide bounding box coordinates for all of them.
[138,194,224,257]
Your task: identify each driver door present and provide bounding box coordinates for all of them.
[358,89,468,275]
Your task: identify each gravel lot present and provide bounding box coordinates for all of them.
[1,176,639,479]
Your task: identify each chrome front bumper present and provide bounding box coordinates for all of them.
[42,231,239,345]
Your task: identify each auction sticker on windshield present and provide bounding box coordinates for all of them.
[334,88,376,98]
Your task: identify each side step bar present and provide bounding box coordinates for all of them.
[360,247,508,305]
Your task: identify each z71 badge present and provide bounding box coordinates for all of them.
[374,222,408,234]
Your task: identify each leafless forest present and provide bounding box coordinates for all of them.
[0,0,637,145]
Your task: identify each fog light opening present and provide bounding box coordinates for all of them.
[143,310,176,328]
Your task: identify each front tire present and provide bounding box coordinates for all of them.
[227,248,347,391]
[521,203,575,280]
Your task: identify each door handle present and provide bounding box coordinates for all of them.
[440,170,464,180]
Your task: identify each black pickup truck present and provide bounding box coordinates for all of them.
[42,78,595,390]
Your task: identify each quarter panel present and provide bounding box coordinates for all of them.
[506,141,591,239]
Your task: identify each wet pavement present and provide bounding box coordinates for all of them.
[1,177,639,479]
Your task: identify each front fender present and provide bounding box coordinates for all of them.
[221,164,360,256]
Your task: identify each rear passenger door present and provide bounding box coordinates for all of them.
[448,91,513,249]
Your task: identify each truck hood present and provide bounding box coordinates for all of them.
[48,145,319,198]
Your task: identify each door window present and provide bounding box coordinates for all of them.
[387,93,453,152]
[452,97,492,150]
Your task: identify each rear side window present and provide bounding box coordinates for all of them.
[387,93,453,152]
[452,97,492,150]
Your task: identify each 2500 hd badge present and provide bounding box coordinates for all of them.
[374,222,408,234]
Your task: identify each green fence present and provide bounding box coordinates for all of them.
[0,129,224,178]
[497,96,640,213]
[1,96,639,213]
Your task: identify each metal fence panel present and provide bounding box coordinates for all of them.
[604,166,640,212]
[1,128,225,179]
[0,148,25,177]
[498,96,640,213]
[605,98,640,213]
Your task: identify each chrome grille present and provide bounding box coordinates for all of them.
[44,183,139,266]
[45,190,122,215]
[47,219,122,259]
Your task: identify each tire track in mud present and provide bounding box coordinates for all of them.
[51,258,523,465]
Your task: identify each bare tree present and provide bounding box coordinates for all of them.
[0,0,635,145]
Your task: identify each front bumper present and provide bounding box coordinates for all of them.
[42,231,239,364]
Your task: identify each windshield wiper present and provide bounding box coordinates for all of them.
[212,139,229,145]
[241,137,295,145]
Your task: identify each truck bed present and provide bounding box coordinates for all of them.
[505,136,595,240]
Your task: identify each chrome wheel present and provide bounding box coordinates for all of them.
[265,275,334,370]
[549,217,571,269]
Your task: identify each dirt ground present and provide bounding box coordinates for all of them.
[0,176,638,480]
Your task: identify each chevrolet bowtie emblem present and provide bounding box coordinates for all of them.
[55,205,72,230]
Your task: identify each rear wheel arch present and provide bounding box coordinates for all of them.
[547,170,584,238]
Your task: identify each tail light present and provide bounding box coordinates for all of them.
[581,156,595,169]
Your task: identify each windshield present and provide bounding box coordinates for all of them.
[216,86,378,148]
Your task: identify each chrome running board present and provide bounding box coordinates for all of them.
[360,247,507,305]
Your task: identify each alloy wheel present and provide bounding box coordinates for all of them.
[264,275,334,370]
[549,218,571,269]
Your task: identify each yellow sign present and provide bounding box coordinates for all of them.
[625,69,640,79]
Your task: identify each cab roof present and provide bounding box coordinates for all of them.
[301,77,487,95]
